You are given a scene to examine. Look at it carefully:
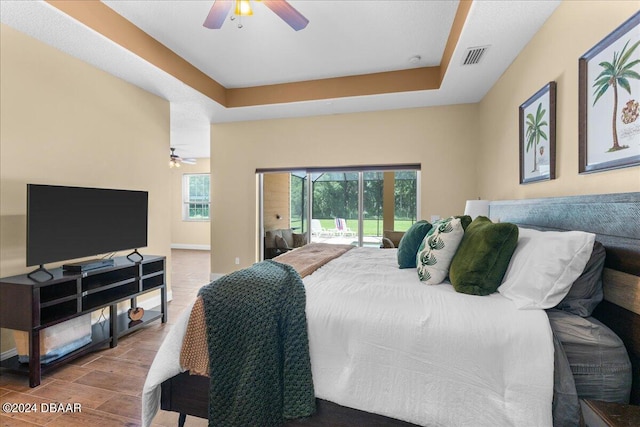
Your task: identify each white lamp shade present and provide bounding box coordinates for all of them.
[464,200,490,219]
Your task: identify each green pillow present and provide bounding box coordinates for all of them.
[449,216,518,296]
[457,215,472,231]
[397,220,432,268]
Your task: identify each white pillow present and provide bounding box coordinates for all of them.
[417,217,464,285]
[498,227,595,309]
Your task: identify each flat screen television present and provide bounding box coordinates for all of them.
[27,184,148,267]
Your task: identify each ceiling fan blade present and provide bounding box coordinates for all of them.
[203,0,233,29]
[262,0,309,31]
[181,158,197,165]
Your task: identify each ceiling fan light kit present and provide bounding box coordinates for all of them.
[235,0,253,16]
[170,147,196,168]
[203,0,309,31]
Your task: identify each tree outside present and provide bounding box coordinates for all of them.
[289,171,417,237]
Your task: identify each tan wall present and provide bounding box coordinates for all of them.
[208,1,639,276]
[0,25,172,353]
[263,173,291,231]
[171,158,211,248]
[210,104,480,274]
[477,1,640,200]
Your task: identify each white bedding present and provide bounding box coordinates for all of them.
[143,247,554,426]
[305,248,553,426]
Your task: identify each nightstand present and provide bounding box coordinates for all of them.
[580,399,640,427]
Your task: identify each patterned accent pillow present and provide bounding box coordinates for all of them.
[416,217,465,285]
[292,233,307,248]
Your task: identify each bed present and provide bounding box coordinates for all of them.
[143,192,640,426]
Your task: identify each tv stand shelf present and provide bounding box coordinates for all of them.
[0,255,166,387]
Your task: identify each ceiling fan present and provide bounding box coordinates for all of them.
[203,0,309,31]
[169,147,196,168]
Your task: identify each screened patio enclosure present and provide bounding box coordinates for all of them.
[260,166,419,254]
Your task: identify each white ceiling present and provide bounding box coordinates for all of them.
[104,0,458,87]
[0,0,561,159]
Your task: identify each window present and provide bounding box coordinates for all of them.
[182,174,210,221]
[393,170,418,231]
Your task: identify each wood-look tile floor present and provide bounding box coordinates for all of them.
[0,250,211,427]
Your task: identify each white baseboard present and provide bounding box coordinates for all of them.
[0,348,17,362]
[211,273,224,281]
[0,290,173,361]
[171,244,211,251]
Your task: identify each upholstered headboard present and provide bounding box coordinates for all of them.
[489,192,640,404]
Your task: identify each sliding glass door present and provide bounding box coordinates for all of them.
[393,171,418,231]
[259,165,419,258]
[310,172,360,245]
[362,172,384,246]
[290,172,308,235]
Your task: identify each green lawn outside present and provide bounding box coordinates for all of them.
[290,218,415,236]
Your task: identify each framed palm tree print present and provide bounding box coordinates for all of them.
[579,11,640,174]
[519,81,556,184]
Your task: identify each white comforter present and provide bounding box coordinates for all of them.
[143,247,554,427]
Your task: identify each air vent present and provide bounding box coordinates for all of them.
[462,45,490,66]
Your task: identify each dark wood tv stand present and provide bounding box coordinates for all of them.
[0,255,166,387]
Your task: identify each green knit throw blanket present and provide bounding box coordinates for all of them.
[198,260,316,427]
